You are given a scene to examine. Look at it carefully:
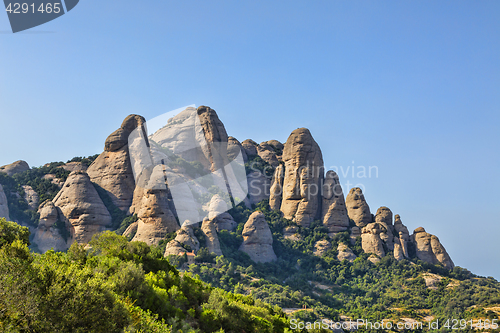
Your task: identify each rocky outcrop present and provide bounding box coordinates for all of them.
[361,223,385,258]
[394,214,410,259]
[313,239,332,256]
[269,164,284,210]
[164,225,199,256]
[0,160,30,176]
[130,186,180,246]
[374,206,394,251]
[283,226,301,241]
[201,218,223,256]
[0,184,10,220]
[122,221,138,239]
[61,162,88,172]
[241,139,258,157]
[87,114,146,211]
[239,211,277,263]
[42,174,64,188]
[337,243,357,262]
[32,201,68,252]
[412,227,454,269]
[256,142,279,167]
[227,136,247,162]
[213,213,237,232]
[345,187,372,228]
[280,128,324,227]
[322,171,349,236]
[22,185,39,211]
[247,170,270,205]
[53,171,112,244]
[350,226,361,245]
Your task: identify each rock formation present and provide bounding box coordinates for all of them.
[0,184,9,220]
[0,160,30,176]
[22,185,39,211]
[130,186,180,246]
[322,171,349,236]
[337,243,357,262]
[394,214,410,259]
[241,139,258,157]
[61,162,88,172]
[350,226,361,245]
[164,225,200,256]
[280,128,324,227]
[87,115,146,211]
[269,164,284,210]
[227,136,247,162]
[361,223,385,258]
[256,142,279,167]
[122,221,138,239]
[213,213,237,232]
[32,201,68,252]
[313,239,332,256]
[374,206,394,251]
[201,217,223,256]
[345,187,372,228]
[53,171,112,244]
[283,226,301,241]
[412,227,454,269]
[239,211,277,263]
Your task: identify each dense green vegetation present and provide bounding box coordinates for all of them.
[187,201,500,332]
[0,218,292,333]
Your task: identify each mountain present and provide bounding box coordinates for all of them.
[0,106,499,332]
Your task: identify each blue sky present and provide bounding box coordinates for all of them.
[1,1,499,279]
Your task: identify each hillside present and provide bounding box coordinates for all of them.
[0,106,499,332]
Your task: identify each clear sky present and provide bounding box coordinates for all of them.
[1,1,499,279]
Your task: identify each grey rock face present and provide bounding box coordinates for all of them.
[280,128,324,228]
[32,201,68,252]
[130,186,180,246]
[322,171,349,235]
[345,187,371,228]
[201,217,223,256]
[87,114,146,211]
[53,171,112,244]
[412,227,454,270]
[361,223,385,258]
[239,211,277,263]
[22,185,39,211]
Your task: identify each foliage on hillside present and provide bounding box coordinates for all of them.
[0,218,292,333]
[188,201,500,332]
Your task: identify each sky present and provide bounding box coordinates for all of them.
[1,1,499,279]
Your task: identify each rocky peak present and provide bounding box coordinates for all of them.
[0,160,30,176]
[53,171,112,244]
[321,170,349,236]
[239,211,277,263]
[105,115,147,152]
[87,114,146,211]
[345,187,372,228]
[279,128,324,227]
[411,227,454,270]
